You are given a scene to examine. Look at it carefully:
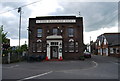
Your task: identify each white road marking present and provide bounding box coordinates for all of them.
[92,61,98,68]
[110,62,119,65]
[57,61,98,72]
[17,71,53,81]
[81,61,98,70]
[3,65,19,68]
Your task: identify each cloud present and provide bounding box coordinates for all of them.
[1,1,32,39]
[84,25,118,44]
[49,2,118,32]
[28,0,63,17]
[0,1,119,46]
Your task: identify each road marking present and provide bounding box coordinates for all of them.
[9,65,19,68]
[80,61,98,70]
[17,71,53,81]
[57,61,98,72]
[110,62,119,65]
[92,61,98,68]
[3,65,19,69]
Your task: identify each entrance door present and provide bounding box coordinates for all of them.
[51,46,58,59]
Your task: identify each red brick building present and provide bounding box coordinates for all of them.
[28,16,84,60]
[95,33,120,57]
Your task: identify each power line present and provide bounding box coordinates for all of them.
[0,0,41,14]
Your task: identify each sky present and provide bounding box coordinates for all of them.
[0,0,119,46]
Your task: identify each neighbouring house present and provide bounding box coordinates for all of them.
[28,16,84,60]
[90,41,98,55]
[95,33,120,57]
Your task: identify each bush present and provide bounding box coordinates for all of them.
[79,56,85,61]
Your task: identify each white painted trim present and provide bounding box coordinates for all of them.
[47,40,62,59]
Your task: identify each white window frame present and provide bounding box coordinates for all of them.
[99,41,101,46]
[116,48,119,54]
[110,48,114,54]
[104,39,107,45]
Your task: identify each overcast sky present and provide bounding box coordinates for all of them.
[0,0,119,46]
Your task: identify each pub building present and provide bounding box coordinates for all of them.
[28,16,84,60]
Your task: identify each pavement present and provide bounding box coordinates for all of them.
[1,55,120,80]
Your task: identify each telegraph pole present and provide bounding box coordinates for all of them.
[18,7,22,61]
[18,7,22,48]
[79,12,80,16]
[89,36,91,53]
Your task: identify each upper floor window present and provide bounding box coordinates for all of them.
[68,28,74,37]
[53,28,58,35]
[37,29,42,37]
[99,41,101,46]
[104,39,107,45]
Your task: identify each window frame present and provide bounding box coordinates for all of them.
[68,28,74,37]
[37,28,42,37]
[75,42,79,52]
[53,28,58,35]
[116,48,119,54]
[36,42,42,52]
[110,48,114,54]
[68,41,74,52]
[32,43,36,52]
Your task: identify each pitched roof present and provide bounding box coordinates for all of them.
[103,33,120,46]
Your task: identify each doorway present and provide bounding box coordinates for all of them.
[51,46,58,59]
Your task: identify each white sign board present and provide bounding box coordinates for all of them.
[36,19,76,23]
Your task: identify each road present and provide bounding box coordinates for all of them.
[2,55,119,81]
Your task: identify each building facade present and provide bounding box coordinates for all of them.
[28,16,84,60]
[95,33,120,57]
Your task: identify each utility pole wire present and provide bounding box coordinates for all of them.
[0,0,41,14]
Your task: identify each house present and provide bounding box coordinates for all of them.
[28,16,84,60]
[96,33,120,57]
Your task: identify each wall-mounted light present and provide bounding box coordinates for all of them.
[47,43,49,47]
[47,30,49,33]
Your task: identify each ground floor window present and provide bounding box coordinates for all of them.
[98,49,100,53]
[110,48,114,54]
[69,41,74,52]
[32,43,36,52]
[103,48,106,54]
[116,48,119,54]
[64,43,68,52]
[43,42,46,52]
[37,42,42,52]
[75,42,79,52]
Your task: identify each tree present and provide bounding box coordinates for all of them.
[21,44,28,51]
[0,25,10,55]
[0,25,9,43]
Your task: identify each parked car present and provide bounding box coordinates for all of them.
[84,52,91,58]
